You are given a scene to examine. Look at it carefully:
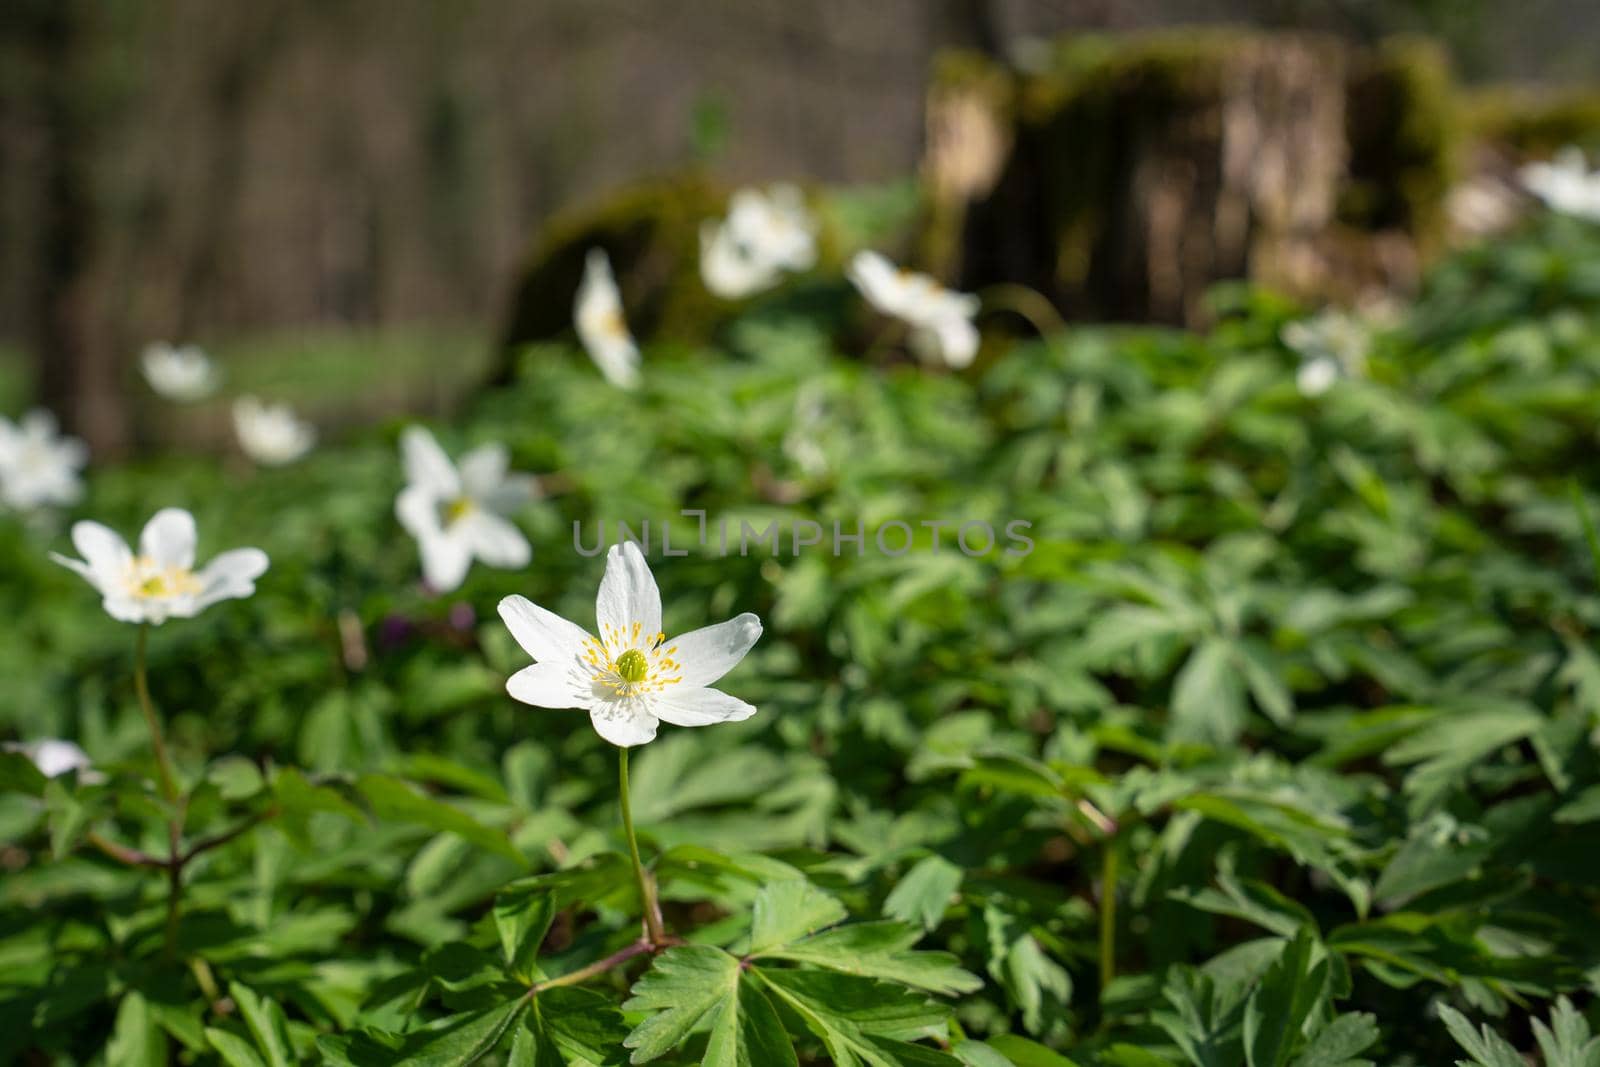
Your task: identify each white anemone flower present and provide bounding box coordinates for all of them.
[233,396,315,466]
[848,250,981,368]
[50,507,268,624]
[574,249,641,390]
[1283,310,1369,398]
[1519,147,1600,222]
[498,542,763,748]
[395,426,537,593]
[5,739,94,779]
[0,409,87,510]
[140,342,219,402]
[700,184,818,300]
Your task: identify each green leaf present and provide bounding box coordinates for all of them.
[755,968,960,1066]
[206,1028,269,1067]
[494,885,556,982]
[44,779,90,859]
[1243,932,1326,1067]
[0,751,48,797]
[404,1000,528,1067]
[1438,1005,1524,1067]
[954,1040,1018,1067]
[1286,1013,1378,1067]
[228,982,295,1067]
[1531,997,1600,1067]
[623,945,742,1063]
[760,921,982,996]
[357,773,521,861]
[106,991,168,1066]
[883,855,964,931]
[208,756,266,801]
[747,879,848,953]
[537,987,629,1063]
[986,1034,1084,1067]
[1171,638,1246,746]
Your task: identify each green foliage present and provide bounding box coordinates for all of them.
[11,200,1600,1063]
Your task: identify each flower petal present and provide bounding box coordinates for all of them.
[419,529,472,592]
[506,662,588,710]
[498,594,593,663]
[463,511,530,570]
[587,701,659,747]
[457,443,508,498]
[195,548,269,609]
[71,520,131,575]
[669,613,762,688]
[650,686,757,728]
[401,426,460,496]
[140,508,197,570]
[595,542,661,651]
[396,484,442,539]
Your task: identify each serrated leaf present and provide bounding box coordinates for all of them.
[495,885,556,982]
[754,968,960,1067]
[1438,1005,1524,1067]
[404,1000,528,1067]
[228,982,294,1067]
[761,921,981,996]
[206,1028,269,1067]
[747,879,847,953]
[1244,932,1326,1067]
[622,945,741,1063]
[1531,997,1600,1067]
[1287,1013,1378,1067]
[106,991,167,1066]
[1171,638,1246,746]
[986,1034,1084,1067]
[884,855,964,932]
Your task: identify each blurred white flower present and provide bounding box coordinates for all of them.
[51,507,268,624]
[498,541,762,748]
[782,383,829,477]
[0,409,87,510]
[1447,175,1522,237]
[5,739,94,780]
[574,249,641,389]
[1519,147,1600,222]
[1283,310,1368,397]
[699,184,817,299]
[233,397,315,466]
[395,426,536,593]
[140,342,219,402]
[848,250,980,368]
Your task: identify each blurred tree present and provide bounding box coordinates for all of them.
[1,0,130,454]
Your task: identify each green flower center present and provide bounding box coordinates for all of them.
[444,497,474,523]
[615,649,649,683]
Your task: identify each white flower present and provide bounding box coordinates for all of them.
[395,426,537,593]
[0,409,87,510]
[5,739,94,779]
[140,342,219,402]
[233,397,315,466]
[1282,310,1368,397]
[574,249,641,389]
[700,184,818,300]
[50,507,268,624]
[848,250,980,368]
[782,384,829,477]
[498,542,763,748]
[1519,147,1600,222]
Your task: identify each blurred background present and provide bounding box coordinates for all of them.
[3,0,1599,456]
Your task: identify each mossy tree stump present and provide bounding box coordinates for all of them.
[936,32,1460,325]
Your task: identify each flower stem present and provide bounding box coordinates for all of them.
[134,625,179,806]
[1098,836,1120,994]
[617,746,666,946]
[978,282,1069,339]
[527,938,652,996]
